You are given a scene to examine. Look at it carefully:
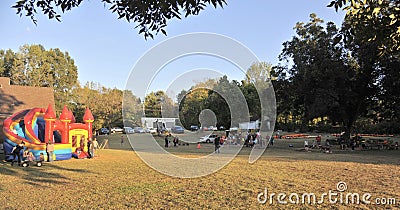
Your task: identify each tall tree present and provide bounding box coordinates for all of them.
[7,44,78,112]
[72,82,105,129]
[144,91,175,118]
[340,2,400,129]
[177,79,216,128]
[277,14,367,138]
[245,62,273,85]
[242,62,274,122]
[122,90,142,127]
[276,11,400,136]
[73,82,125,129]
[97,87,124,129]
[0,49,15,78]
[239,81,261,122]
[205,76,249,129]
[12,0,227,39]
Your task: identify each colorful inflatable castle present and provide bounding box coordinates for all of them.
[3,104,94,161]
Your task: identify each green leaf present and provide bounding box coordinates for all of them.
[160,28,167,36]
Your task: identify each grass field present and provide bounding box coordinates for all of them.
[1,133,399,209]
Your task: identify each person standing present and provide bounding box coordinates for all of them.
[214,136,220,153]
[316,135,322,146]
[46,141,54,162]
[11,141,25,166]
[173,137,178,147]
[269,136,274,146]
[92,138,99,157]
[164,135,169,148]
[87,138,93,158]
[120,135,125,146]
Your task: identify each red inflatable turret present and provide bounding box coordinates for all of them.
[59,106,71,144]
[44,104,56,143]
[83,107,94,140]
[69,109,76,123]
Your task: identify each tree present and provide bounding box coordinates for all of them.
[242,62,274,122]
[0,49,15,78]
[72,82,105,129]
[277,14,365,138]
[245,62,273,85]
[122,90,142,127]
[73,82,125,130]
[239,81,261,122]
[276,12,400,137]
[328,0,400,56]
[144,91,175,118]
[205,76,249,129]
[177,79,216,128]
[12,0,227,39]
[97,87,124,129]
[4,44,78,113]
[178,88,204,128]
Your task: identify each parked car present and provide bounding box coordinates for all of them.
[171,126,185,134]
[111,127,123,133]
[123,127,134,134]
[229,127,238,132]
[199,134,219,143]
[99,128,109,135]
[190,125,199,131]
[148,128,157,134]
[134,127,145,133]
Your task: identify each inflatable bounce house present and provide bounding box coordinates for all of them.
[3,104,94,161]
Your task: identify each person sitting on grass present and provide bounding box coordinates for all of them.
[39,153,45,162]
[304,140,309,152]
[23,149,29,161]
[27,151,34,162]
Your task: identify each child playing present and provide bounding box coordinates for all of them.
[27,151,34,162]
[39,153,45,162]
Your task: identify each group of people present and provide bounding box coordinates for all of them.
[75,136,99,159]
[225,131,275,148]
[11,141,46,166]
[10,136,100,165]
[164,135,189,147]
[303,135,332,153]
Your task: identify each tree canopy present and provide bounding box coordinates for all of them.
[328,0,400,56]
[0,44,78,113]
[12,0,226,39]
[273,12,400,136]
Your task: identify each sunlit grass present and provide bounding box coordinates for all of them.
[0,133,399,209]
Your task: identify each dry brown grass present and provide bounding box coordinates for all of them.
[0,134,399,209]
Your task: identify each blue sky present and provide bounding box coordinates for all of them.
[0,0,345,98]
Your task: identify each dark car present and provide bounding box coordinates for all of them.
[171,126,184,134]
[190,125,199,131]
[99,128,109,135]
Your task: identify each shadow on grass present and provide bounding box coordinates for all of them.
[0,153,94,188]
